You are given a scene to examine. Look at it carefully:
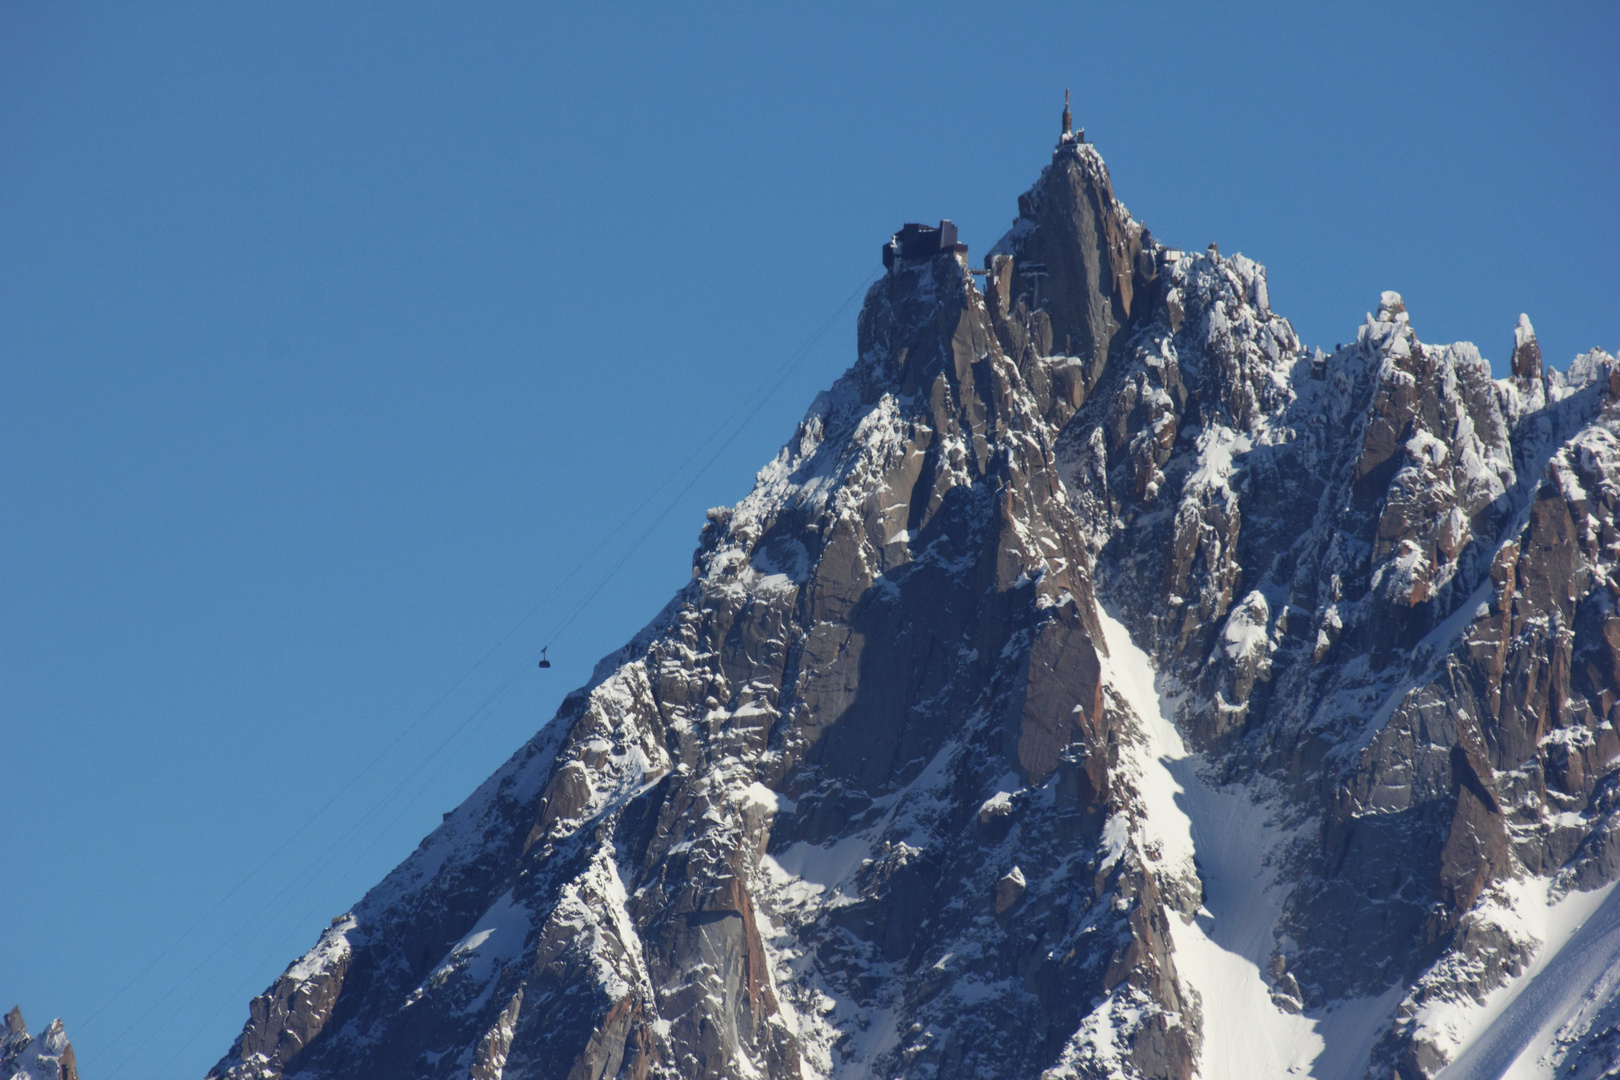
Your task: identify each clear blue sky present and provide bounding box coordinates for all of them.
[2,4,1614,1077]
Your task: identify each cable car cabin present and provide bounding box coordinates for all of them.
[538,647,552,669]
[882,220,968,271]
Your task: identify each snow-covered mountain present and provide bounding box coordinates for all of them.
[4,1008,79,1080]
[207,121,1620,1080]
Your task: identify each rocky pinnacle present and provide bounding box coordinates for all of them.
[2,1007,80,1080]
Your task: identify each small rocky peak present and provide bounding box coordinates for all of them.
[1560,345,1620,403]
[1360,291,1420,362]
[0,1008,78,1080]
[1377,290,1408,323]
[0,1008,27,1063]
[1497,312,1549,422]
[1512,312,1543,381]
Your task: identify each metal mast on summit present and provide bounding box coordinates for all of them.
[1058,89,1085,145]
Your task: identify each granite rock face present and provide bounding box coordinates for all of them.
[208,131,1620,1080]
[3,1007,79,1080]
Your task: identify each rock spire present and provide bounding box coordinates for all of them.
[1,1008,79,1080]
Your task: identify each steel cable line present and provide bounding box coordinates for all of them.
[192,266,872,1009]
[155,676,524,1080]
[150,678,523,1080]
[452,268,881,668]
[73,629,528,1039]
[96,660,532,1077]
[76,269,874,1040]
[539,269,879,650]
[78,269,877,1072]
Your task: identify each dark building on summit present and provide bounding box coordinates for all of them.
[883,96,1086,274]
[882,220,968,270]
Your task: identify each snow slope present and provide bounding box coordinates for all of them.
[1099,605,1404,1079]
[1437,879,1620,1079]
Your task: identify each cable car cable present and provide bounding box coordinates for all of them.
[94,660,532,1075]
[75,269,878,1066]
[79,269,877,1051]
[538,268,879,651]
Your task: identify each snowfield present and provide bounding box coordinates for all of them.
[1100,605,1402,1079]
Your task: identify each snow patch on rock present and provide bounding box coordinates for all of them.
[1095,604,1398,1079]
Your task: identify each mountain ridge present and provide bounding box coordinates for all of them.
[204,127,1620,1080]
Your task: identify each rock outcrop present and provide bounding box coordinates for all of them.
[3,1007,79,1080]
[207,124,1620,1080]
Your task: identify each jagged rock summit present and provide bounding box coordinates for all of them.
[3,1007,79,1080]
[209,110,1620,1080]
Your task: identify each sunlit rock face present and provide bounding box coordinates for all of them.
[207,128,1620,1080]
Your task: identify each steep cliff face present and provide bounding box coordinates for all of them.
[208,131,1620,1080]
[3,1007,79,1080]
[1057,229,1620,1075]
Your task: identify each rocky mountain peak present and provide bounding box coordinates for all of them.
[1,1008,79,1080]
[987,136,1148,400]
[1377,289,1408,322]
[1513,311,1543,381]
[205,129,1620,1080]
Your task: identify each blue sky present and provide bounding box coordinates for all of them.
[2,4,1615,1077]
